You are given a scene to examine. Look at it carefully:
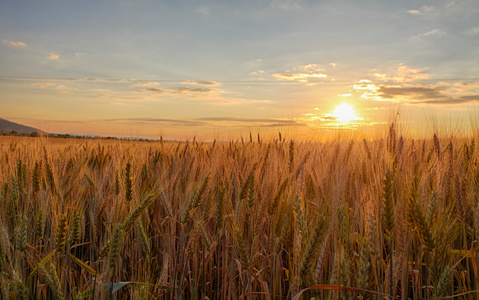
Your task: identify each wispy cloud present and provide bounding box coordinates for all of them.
[250,70,265,75]
[273,63,328,82]
[392,66,430,82]
[106,118,204,127]
[370,65,429,83]
[272,73,327,81]
[1,39,27,47]
[141,87,216,94]
[30,82,67,89]
[415,28,447,39]
[30,82,57,88]
[296,111,365,130]
[467,27,479,36]
[352,80,381,100]
[182,80,220,86]
[135,81,159,87]
[48,53,59,60]
[197,117,301,127]
[104,116,303,129]
[41,119,88,124]
[408,5,435,15]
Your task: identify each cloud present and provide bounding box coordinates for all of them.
[345,63,479,106]
[31,82,57,88]
[370,65,429,83]
[182,80,220,86]
[455,82,479,88]
[197,117,304,128]
[377,85,479,104]
[1,39,27,47]
[373,73,387,79]
[417,95,479,104]
[466,27,479,36]
[104,117,303,128]
[379,86,445,100]
[351,65,431,101]
[106,118,204,127]
[177,87,213,93]
[350,71,479,105]
[48,53,59,60]
[421,5,435,12]
[296,110,365,130]
[135,81,159,87]
[354,80,377,90]
[415,28,447,39]
[352,80,382,100]
[141,88,166,94]
[198,117,296,124]
[273,63,328,82]
[246,58,263,67]
[297,64,324,73]
[203,97,273,105]
[393,66,429,82]
[272,73,327,81]
[42,119,88,124]
[30,82,66,89]
[408,5,435,15]
[142,87,215,94]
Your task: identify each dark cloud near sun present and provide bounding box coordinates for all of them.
[378,86,447,100]
[321,116,337,121]
[353,65,479,106]
[421,95,479,104]
[378,85,479,105]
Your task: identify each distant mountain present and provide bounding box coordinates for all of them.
[0,118,44,135]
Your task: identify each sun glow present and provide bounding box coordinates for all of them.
[331,103,361,123]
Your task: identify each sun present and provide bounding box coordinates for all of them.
[332,103,360,123]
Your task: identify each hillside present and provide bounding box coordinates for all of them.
[0,118,43,135]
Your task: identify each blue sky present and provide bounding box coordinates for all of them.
[1,0,479,140]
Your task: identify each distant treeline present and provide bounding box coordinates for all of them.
[0,130,156,141]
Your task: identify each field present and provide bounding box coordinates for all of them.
[1,127,479,299]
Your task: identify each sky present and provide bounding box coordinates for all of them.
[1,0,479,140]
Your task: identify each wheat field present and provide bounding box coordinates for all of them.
[1,126,479,299]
